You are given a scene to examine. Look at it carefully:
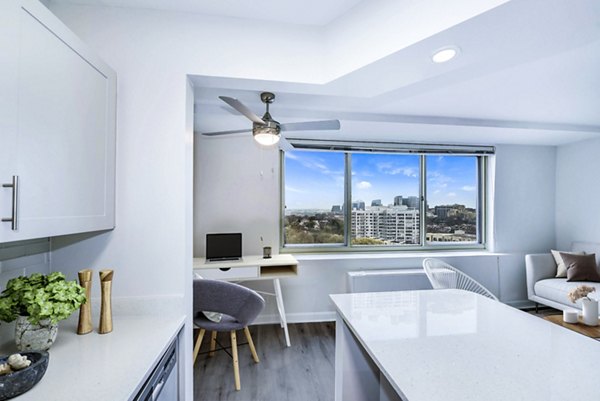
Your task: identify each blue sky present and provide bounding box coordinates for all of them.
[426,155,477,208]
[284,151,345,210]
[284,151,477,210]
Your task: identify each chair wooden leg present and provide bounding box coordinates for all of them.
[193,328,206,365]
[230,330,241,391]
[244,327,260,363]
[209,331,217,357]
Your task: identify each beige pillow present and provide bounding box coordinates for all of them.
[552,250,585,278]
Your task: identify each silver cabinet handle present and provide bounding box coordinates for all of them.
[2,175,18,231]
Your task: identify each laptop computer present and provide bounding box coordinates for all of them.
[206,233,242,262]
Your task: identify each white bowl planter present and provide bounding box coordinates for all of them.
[15,316,58,352]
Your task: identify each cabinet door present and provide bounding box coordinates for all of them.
[0,1,21,240]
[0,0,117,242]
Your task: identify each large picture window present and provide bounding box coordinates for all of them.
[283,151,345,245]
[351,153,421,246]
[426,156,479,243]
[282,147,487,251]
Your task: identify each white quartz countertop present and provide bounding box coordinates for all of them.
[0,313,184,401]
[331,289,600,401]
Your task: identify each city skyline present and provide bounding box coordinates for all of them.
[285,151,478,210]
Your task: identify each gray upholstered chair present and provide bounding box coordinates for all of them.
[193,279,265,391]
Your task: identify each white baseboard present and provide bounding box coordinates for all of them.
[254,311,336,325]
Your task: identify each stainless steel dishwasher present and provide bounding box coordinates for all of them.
[134,339,179,401]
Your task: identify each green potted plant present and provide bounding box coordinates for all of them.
[0,272,86,351]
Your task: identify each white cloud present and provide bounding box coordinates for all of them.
[427,171,453,189]
[356,181,372,189]
[287,153,342,177]
[285,185,305,193]
[447,192,457,197]
[462,185,476,192]
[376,162,418,178]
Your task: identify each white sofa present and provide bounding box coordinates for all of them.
[525,242,600,312]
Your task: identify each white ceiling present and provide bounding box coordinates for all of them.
[47,0,363,25]
[49,0,600,146]
[191,0,600,146]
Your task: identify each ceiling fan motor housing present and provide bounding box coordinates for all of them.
[253,120,281,136]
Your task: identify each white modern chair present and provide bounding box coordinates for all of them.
[422,258,498,301]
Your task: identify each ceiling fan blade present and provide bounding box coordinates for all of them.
[202,129,251,136]
[219,96,265,124]
[280,120,341,132]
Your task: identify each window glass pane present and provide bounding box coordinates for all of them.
[426,156,478,243]
[350,153,420,246]
[284,151,345,245]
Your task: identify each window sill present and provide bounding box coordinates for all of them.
[290,250,506,262]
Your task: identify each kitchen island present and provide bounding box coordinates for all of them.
[0,299,185,401]
[330,289,600,401]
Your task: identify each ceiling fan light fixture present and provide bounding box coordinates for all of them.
[253,125,280,146]
[432,46,459,63]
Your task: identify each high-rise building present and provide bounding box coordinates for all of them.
[331,205,342,214]
[402,196,420,209]
[351,206,420,245]
[371,199,382,207]
[352,201,365,211]
[394,196,403,206]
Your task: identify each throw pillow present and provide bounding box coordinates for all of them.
[552,250,585,278]
[193,273,223,323]
[561,252,600,282]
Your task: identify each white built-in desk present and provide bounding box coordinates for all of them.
[193,254,298,346]
[331,289,600,401]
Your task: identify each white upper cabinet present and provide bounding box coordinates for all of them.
[0,2,20,239]
[0,0,117,243]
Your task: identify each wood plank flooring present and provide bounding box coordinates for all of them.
[192,307,564,400]
[193,322,335,401]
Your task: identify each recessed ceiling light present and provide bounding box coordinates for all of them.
[432,46,459,63]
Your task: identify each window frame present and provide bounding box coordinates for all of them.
[280,150,487,253]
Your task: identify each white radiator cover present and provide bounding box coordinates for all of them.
[347,269,432,293]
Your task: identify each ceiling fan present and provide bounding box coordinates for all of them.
[202,92,341,146]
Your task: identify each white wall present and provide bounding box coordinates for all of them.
[249,253,511,322]
[492,145,556,253]
[193,135,280,256]
[0,239,50,288]
[194,138,557,316]
[555,137,600,249]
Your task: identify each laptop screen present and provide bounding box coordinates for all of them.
[206,233,242,261]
